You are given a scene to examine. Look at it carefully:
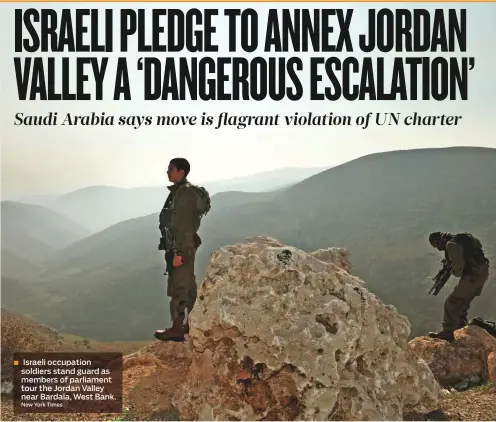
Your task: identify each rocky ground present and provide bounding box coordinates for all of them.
[2,338,495,421]
[2,237,495,421]
[0,341,189,422]
[405,382,496,421]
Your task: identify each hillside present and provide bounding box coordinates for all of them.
[201,165,331,193]
[17,191,281,340]
[0,309,152,381]
[0,308,153,421]
[42,214,160,275]
[0,249,42,280]
[1,309,75,383]
[206,189,280,208]
[42,190,278,275]
[0,201,90,265]
[18,186,167,234]
[16,166,329,233]
[0,277,64,317]
[196,147,496,328]
[5,147,495,341]
[35,266,170,341]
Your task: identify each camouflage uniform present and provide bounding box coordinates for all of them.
[442,239,489,332]
[429,232,489,341]
[156,178,201,341]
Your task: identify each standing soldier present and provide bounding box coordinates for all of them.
[154,158,210,342]
[427,231,490,342]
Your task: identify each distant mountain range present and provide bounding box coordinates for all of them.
[2,148,495,342]
[1,201,90,264]
[14,166,331,233]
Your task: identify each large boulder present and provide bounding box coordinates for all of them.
[409,325,496,388]
[489,352,496,383]
[172,237,441,420]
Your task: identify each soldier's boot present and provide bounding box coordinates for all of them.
[154,316,185,342]
[427,330,455,343]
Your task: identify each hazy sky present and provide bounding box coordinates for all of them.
[1,2,495,198]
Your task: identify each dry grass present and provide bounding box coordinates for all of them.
[60,333,153,355]
[1,309,152,377]
[439,383,496,421]
[4,385,495,421]
[403,383,496,421]
[0,309,155,421]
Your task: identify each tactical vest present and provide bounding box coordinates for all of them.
[159,190,175,229]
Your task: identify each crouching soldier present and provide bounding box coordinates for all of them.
[427,231,490,342]
[154,158,210,342]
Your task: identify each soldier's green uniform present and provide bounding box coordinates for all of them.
[428,232,490,342]
[156,178,202,341]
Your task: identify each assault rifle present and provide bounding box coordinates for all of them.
[429,259,452,296]
[158,226,175,276]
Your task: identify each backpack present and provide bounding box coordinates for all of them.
[160,183,211,227]
[451,232,485,264]
[187,184,211,218]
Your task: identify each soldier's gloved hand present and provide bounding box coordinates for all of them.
[173,254,183,267]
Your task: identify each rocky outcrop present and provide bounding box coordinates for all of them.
[310,247,352,274]
[172,237,441,420]
[409,326,496,389]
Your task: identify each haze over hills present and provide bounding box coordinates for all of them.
[2,147,495,341]
[200,165,332,193]
[15,165,330,233]
[0,201,90,264]
[16,186,167,234]
[1,168,316,340]
[4,191,282,340]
